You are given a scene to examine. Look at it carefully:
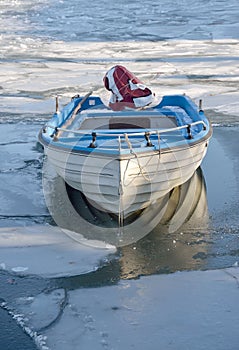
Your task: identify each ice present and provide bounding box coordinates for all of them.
[0,123,47,218]
[0,300,50,350]
[10,267,238,350]
[14,289,66,331]
[0,225,116,277]
[0,40,239,122]
[201,129,238,212]
[0,262,6,270]
[11,266,29,272]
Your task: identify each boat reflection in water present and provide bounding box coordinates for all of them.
[120,169,209,278]
[43,160,209,274]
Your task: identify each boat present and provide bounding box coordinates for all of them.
[38,91,212,220]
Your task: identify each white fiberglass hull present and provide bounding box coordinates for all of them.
[45,139,208,216]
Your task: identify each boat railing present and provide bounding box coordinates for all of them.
[46,120,206,139]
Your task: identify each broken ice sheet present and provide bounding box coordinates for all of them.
[13,289,66,332]
[0,225,116,278]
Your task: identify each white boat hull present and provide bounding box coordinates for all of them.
[45,139,208,216]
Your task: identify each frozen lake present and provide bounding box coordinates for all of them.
[0,0,239,349]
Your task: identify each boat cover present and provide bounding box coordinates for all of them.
[103,65,154,110]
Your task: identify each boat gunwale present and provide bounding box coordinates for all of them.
[38,93,212,158]
[38,126,212,160]
[46,119,207,138]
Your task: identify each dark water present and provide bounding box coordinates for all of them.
[1,0,238,43]
[0,271,49,350]
[0,308,37,350]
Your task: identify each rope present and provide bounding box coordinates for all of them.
[123,132,161,183]
[118,181,124,234]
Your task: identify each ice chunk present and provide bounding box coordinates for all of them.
[0,225,116,278]
[14,289,66,332]
[11,266,29,272]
